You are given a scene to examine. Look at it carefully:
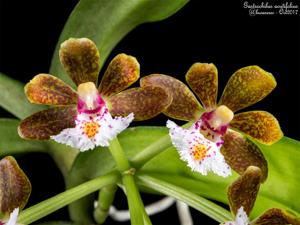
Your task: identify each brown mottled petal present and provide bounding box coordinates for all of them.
[0,156,31,214]
[18,106,77,140]
[25,74,78,106]
[140,74,203,121]
[252,208,300,225]
[221,129,268,182]
[231,111,283,145]
[98,54,140,97]
[59,38,100,86]
[107,86,172,121]
[186,63,218,110]
[219,66,276,112]
[228,166,262,216]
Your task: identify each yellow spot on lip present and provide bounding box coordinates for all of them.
[83,121,100,138]
[191,144,208,161]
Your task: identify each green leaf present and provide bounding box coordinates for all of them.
[18,172,119,225]
[137,174,232,223]
[67,127,300,223]
[0,118,77,178]
[0,73,46,119]
[0,118,47,156]
[49,0,189,87]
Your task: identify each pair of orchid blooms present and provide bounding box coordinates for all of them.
[2,37,288,225]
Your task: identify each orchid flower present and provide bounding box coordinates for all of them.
[0,157,31,225]
[0,208,19,225]
[18,38,171,151]
[141,64,283,179]
[221,166,300,225]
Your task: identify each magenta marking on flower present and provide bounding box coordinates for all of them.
[200,111,229,136]
[77,94,105,114]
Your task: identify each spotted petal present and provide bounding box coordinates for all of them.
[98,54,140,97]
[252,208,300,225]
[25,74,77,106]
[219,66,276,112]
[228,166,262,216]
[186,63,218,110]
[18,106,77,140]
[141,74,203,121]
[0,156,31,214]
[221,130,268,182]
[59,38,100,86]
[107,86,172,121]
[231,111,283,145]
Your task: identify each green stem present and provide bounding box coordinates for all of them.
[94,184,118,224]
[108,138,130,172]
[139,195,152,225]
[131,135,171,169]
[17,171,119,225]
[108,137,151,225]
[131,122,192,169]
[137,174,232,223]
[122,175,144,225]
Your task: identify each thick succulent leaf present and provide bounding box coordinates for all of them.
[59,38,100,86]
[50,0,189,86]
[228,166,262,216]
[221,130,268,182]
[98,54,140,97]
[25,74,77,106]
[252,208,300,225]
[0,119,47,157]
[186,63,218,110]
[0,156,31,214]
[66,127,300,223]
[140,74,203,120]
[107,86,172,121]
[219,66,276,112]
[230,111,283,145]
[0,73,46,119]
[18,106,77,140]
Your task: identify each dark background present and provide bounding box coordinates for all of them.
[0,0,299,224]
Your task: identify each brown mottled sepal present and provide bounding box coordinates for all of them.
[228,166,262,216]
[0,156,31,214]
[219,66,276,112]
[99,54,140,97]
[140,74,203,121]
[186,63,218,110]
[59,38,100,86]
[252,208,300,225]
[107,86,172,121]
[18,106,77,140]
[221,130,268,182]
[25,74,77,105]
[231,111,283,145]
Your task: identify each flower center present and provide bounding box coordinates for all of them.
[83,121,100,138]
[77,82,105,114]
[210,105,234,129]
[191,144,208,161]
[198,105,234,143]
